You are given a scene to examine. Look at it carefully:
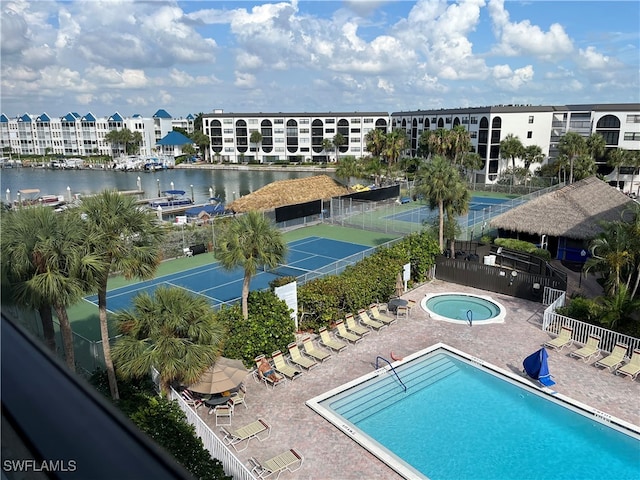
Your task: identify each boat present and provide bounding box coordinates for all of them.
[148,190,194,208]
[184,197,229,223]
[13,189,66,209]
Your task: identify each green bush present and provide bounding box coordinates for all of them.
[220,290,296,365]
[494,238,550,260]
[297,231,439,331]
[89,373,230,480]
[556,296,600,323]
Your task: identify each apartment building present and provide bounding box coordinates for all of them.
[200,110,389,163]
[0,109,195,158]
[391,103,640,185]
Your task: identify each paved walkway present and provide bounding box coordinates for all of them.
[196,280,639,480]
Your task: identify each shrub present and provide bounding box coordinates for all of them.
[494,237,550,260]
[220,290,296,365]
[556,296,600,323]
[89,372,230,480]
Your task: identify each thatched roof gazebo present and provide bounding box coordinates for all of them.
[490,177,634,261]
[227,175,349,213]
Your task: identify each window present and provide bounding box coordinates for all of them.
[249,119,258,124]
[352,138,360,143]
[624,132,640,141]
[445,118,451,124]
[351,118,360,124]
[224,129,233,134]
[326,128,335,134]
[274,119,284,124]
[300,138,309,144]
[527,131,533,139]
[626,115,640,123]
[325,119,335,124]
[275,147,285,152]
[223,119,232,124]
[274,128,284,134]
[351,128,360,133]
[224,138,233,143]
[352,147,361,152]
[363,118,373,124]
[299,119,309,124]
[470,117,478,124]
[275,138,284,143]
[528,116,534,124]
[469,131,477,139]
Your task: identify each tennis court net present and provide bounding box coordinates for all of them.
[264,263,311,278]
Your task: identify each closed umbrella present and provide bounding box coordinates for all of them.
[395,272,404,297]
[188,357,249,395]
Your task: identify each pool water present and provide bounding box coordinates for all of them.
[422,293,506,324]
[311,347,640,480]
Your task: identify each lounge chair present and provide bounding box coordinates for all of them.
[302,336,332,362]
[335,320,363,344]
[615,348,640,380]
[367,305,396,326]
[595,343,628,372]
[544,326,574,351]
[220,418,271,451]
[406,299,417,316]
[249,449,304,479]
[287,342,318,370]
[319,327,347,353]
[271,350,303,380]
[254,355,286,388]
[229,386,248,409]
[345,313,371,337]
[569,335,601,362]
[357,309,386,332]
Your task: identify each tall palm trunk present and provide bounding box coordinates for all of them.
[438,199,445,252]
[98,287,119,400]
[54,304,76,371]
[38,305,56,352]
[242,273,251,320]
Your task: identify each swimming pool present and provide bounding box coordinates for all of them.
[422,292,506,324]
[307,344,640,480]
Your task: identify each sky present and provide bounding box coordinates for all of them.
[1,0,639,119]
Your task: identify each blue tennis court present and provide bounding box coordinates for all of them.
[84,237,370,312]
[386,196,508,225]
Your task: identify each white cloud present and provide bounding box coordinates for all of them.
[491,64,534,90]
[577,46,618,70]
[234,71,256,88]
[488,0,573,60]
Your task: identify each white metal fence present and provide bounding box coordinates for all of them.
[542,290,640,356]
[170,388,257,480]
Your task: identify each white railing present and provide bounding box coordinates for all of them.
[170,389,256,480]
[543,287,566,307]
[542,293,640,356]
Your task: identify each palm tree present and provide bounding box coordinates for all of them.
[81,190,166,400]
[1,207,101,370]
[191,130,211,163]
[607,148,631,190]
[449,125,472,165]
[444,179,471,258]
[415,156,459,251]
[364,129,386,158]
[500,134,525,186]
[215,211,287,319]
[363,156,385,186]
[384,129,407,178]
[335,156,361,186]
[461,152,483,187]
[104,129,125,157]
[586,133,606,163]
[558,132,587,185]
[128,131,143,155]
[423,129,451,158]
[584,221,633,297]
[321,138,333,162]
[111,286,226,397]
[250,131,263,163]
[332,133,346,163]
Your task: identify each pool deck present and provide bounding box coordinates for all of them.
[196,280,640,480]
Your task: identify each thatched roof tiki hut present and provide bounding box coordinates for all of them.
[490,177,634,262]
[226,175,349,213]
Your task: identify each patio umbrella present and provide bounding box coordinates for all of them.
[188,357,249,395]
[395,272,404,297]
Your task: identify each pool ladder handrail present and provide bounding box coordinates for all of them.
[467,309,473,326]
[375,356,407,392]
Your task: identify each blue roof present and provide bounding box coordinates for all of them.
[132,113,142,118]
[36,113,51,122]
[185,203,226,217]
[18,114,32,123]
[157,131,193,146]
[153,109,172,119]
[82,113,96,122]
[109,113,123,122]
[0,114,8,123]
[61,113,77,122]
[186,113,194,120]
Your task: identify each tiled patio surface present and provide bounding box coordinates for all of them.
[197,280,640,480]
